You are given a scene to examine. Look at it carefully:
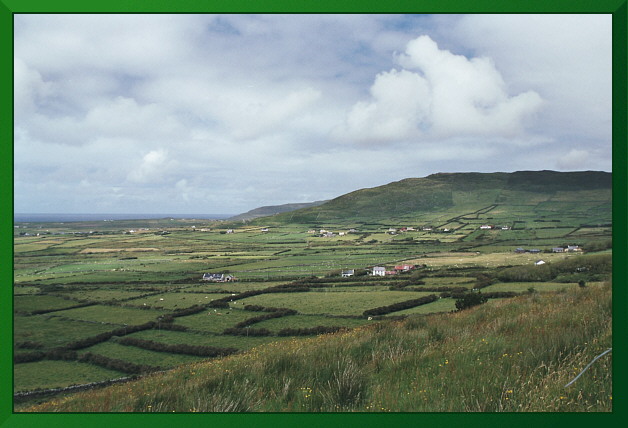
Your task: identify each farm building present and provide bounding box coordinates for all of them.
[394,264,415,272]
[341,269,355,277]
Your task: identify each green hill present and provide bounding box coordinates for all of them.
[228,201,328,222]
[252,170,611,225]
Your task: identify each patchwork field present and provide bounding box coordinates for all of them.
[13,202,612,408]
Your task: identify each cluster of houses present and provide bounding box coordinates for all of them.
[514,245,581,254]
[479,225,511,230]
[342,264,416,278]
[202,273,237,282]
[309,229,359,238]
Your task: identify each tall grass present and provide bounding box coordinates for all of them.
[24,283,611,412]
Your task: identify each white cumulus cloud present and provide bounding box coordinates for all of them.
[337,35,543,144]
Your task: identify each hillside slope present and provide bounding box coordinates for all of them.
[253,170,611,224]
[26,283,612,412]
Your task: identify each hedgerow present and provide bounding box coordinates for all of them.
[116,337,238,357]
[363,294,438,316]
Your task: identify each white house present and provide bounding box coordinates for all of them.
[372,266,386,276]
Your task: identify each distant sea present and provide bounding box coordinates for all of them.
[14,213,233,222]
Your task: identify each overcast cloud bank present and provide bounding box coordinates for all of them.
[14,14,612,214]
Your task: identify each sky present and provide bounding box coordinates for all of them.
[13,14,613,215]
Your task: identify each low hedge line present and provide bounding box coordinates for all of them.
[209,284,310,307]
[78,352,160,374]
[277,326,345,336]
[222,327,273,336]
[234,309,297,329]
[244,305,298,313]
[363,294,439,317]
[396,286,468,293]
[116,337,238,357]
[64,321,157,350]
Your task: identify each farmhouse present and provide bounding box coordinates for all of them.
[341,269,354,277]
[552,247,565,253]
[480,225,493,230]
[372,266,386,276]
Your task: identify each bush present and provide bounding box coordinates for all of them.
[455,291,488,311]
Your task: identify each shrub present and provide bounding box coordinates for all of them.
[455,291,488,311]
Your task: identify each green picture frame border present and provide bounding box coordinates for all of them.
[2,1,625,427]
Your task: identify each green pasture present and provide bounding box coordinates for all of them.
[312,285,392,292]
[51,305,167,325]
[480,282,581,293]
[79,341,207,368]
[120,328,293,352]
[420,276,475,286]
[14,295,81,313]
[171,308,255,333]
[13,286,41,295]
[124,292,232,310]
[237,290,437,316]
[14,241,58,253]
[393,297,457,315]
[183,281,288,293]
[253,314,370,332]
[32,269,193,284]
[14,314,116,350]
[14,360,125,393]
[408,251,584,269]
[54,289,149,302]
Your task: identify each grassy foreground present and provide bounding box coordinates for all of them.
[24,283,612,413]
